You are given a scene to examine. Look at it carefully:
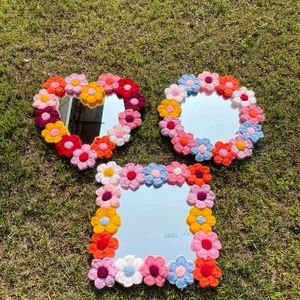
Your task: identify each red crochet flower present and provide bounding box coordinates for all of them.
[43,76,66,97]
[55,135,82,157]
[115,78,139,99]
[216,75,240,99]
[187,163,211,186]
[123,92,146,111]
[91,136,116,159]
[212,141,236,166]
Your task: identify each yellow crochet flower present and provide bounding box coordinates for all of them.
[186,207,216,234]
[157,99,182,118]
[91,208,121,235]
[80,82,105,108]
[41,121,68,143]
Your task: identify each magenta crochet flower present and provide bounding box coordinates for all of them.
[64,73,88,96]
[190,231,222,259]
[171,132,196,155]
[34,106,60,128]
[118,109,142,129]
[139,256,169,287]
[198,71,220,94]
[88,258,118,289]
[166,161,190,186]
[186,184,215,209]
[70,144,97,170]
[159,117,184,138]
[120,163,145,191]
[123,92,145,111]
[96,184,121,208]
[97,73,120,94]
[32,89,58,109]
[229,134,253,160]
[239,104,265,124]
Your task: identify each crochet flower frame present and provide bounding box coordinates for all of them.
[33,74,145,170]
[158,72,265,166]
[88,161,222,289]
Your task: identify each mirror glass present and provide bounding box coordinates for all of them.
[180,92,239,144]
[59,94,124,144]
[115,184,194,262]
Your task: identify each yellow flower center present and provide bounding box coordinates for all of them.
[40,95,49,102]
[103,167,114,177]
[236,141,246,150]
[71,79,81,86]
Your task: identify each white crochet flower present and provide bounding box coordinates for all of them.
[95,161,122,185]
[231,87,256,108]
[164,84,187,103]
[108,124,131,147]
[115,255,143,287]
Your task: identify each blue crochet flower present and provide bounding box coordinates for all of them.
[191,138,213,162]
[167,256,194,289]
[143,163,168,188]
[239,121,264,144]
[178,74,199,96]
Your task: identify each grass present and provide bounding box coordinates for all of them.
[0,0,299,299]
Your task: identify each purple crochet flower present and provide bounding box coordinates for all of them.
[159,117,184,138]
[34,106,60,128]
[64,73,88,96]
[186,184,215,209]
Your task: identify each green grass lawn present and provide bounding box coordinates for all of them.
[0,0,299,299]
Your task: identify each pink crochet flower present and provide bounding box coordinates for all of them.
[229,134,253,160]
[139,256,169,287]
[97,73,120,94]
[96,184,121,208]
[120,163,145,191]
[64,73,88,96]
[70,144,97,170]
[166,161,190,186]
[159,117,184,138]
[88,258,118,289]
[186,184,215,209]
[190,231,222,259]
[198,71,220,94]
[118,109,142,129]
[239,104,265,124]
[32,89,58,109]
[171,132,196,155]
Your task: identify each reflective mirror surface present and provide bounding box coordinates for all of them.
[180,92,239,144]
[59,94,124,144]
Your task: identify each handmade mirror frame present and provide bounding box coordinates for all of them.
[32,73,145,170]
[157,71,265,166]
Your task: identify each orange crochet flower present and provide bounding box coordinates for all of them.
[91,136,116,158]
[88,232,119,259]
[216,75,240,99]
[212,141,236,166]
[43,76,66,97]
[187,163,211,186]
[193,258,222,288]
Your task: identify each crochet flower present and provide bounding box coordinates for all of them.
[108,124,131,147]
[97,73,120,94]
[231,87,256,108]
[116,78,139,99]
[115,255,143,287]
[70,144,97,170]
[88,258,118,289]
[166,161,190,186]
[41,121,68,143]
[91,208,121,235]
[193,258,222,288]
[212,141,236,166]
[164,84,187,103]
[216,75,240,99]
[187,164,211,186]
[239,104,265,124]
[42,76,66,97]
[191,138,214,162]
[143,163,168,188]
[91,136,116,159]
[187,184,215,209]
[34,106,60,128]
[157,99,182,118]
[171,132,196,155]
[123,92,146,111]
[159,117,184,138]
[88,232,119,259]
[118,109,142,129]
[32,89,58,109]
[80,82,105,108]
[191,231,222,259]
[139,256,169,287]
[229,134,253,160]
[239,121,264,144]
[96,184,121,208]
[96,161,122,185]
[186,207,216,234]
[178,74,199,96]
[64,73,88,96]
[198,71,219,95]
[120,163,145,191]
[55,134,82,157]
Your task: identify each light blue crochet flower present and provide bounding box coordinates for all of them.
[143,163,168,188]
[178,74,199,96]
[167,256,194,289]
[191,138,214,162]
[239,121,264,144]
